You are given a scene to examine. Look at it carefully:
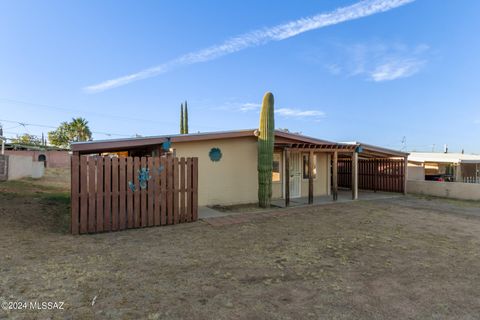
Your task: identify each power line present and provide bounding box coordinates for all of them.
[0,97,175,125]
[0,118,133,137]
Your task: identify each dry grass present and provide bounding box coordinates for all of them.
[0,167,70,195]
[1,174,480,319]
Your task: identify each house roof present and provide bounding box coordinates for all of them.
[408,152,480,164]
[4,142,70,151]
[71,129,256,153]
[340,141,408,158]
[71,129,408,158]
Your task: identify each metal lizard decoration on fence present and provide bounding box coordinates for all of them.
[138,168,150,190]
[128,164,164,192]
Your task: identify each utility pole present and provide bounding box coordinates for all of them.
[401,136,406,151]
[0,124,4,155]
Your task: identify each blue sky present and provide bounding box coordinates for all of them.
[1,0,479,152]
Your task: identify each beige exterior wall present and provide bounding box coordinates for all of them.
[272,182,282,199]
[271,151,331,199]
[407,180,480,201]
[300,153,330,197]
[173,137,258,206]
[407,163,425,181]
[272,151,283,199]
[173,139,332,206]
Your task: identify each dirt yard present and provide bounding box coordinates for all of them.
[1,170,480,319]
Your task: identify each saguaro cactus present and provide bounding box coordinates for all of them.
[257,92,275,208]
[180,103,185,134]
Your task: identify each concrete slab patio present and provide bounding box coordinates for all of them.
[199,190,404,224]
[272,189,404,208]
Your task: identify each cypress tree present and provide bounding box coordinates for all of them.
[180,103,184,134]
[184,100,189,134]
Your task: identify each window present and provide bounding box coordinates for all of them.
[272,153,281,182]
[303,154,317,179]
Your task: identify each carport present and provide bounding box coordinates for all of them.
[274,131,409,207]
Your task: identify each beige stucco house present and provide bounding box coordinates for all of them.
[72,129,407,206]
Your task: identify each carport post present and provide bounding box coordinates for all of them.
[403,156,408,195]
[332,151,338,201]
[308,150,314,204]
[284,148,290,207]
[352,151,359,200]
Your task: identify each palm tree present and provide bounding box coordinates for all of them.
[69,117,92,142]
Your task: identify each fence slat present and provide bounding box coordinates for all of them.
[173,157,179,224]
[80,156,88,234]
[180,157,186,223]
[111,157,119,231]
[186,158,192,222]
[96,157,104,232]
[127,157,134,228]
[167,156,173,225]
[104,157,111,231]
[88,157,96,233]
[147,157,154,226]
[71,155,79,235]
[153,157,161,226]
[134,157,140,228]
[160,157,167,225]
[192,157,198,221]
[140,157,147,227]
[119,157,126,230]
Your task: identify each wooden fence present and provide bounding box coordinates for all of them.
[71,155,198,235]
[338,158,405,193]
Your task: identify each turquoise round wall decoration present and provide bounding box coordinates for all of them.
[162,137,172,151]
[209,147,222,162]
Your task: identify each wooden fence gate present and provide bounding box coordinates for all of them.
[338,158,405,193]
[71,155,198,234]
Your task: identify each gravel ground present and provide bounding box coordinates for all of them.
[1,172,480,319]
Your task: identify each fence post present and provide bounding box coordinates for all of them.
[71,153,80,235]
[192,157,198,221]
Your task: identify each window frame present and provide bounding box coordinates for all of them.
[272,153,281,183]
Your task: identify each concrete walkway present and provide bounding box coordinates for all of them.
[198,206,228,219]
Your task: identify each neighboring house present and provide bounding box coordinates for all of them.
[71,129,408,207]
[3,143,70,168]
[0,154,44,181]
[408,152,480,183]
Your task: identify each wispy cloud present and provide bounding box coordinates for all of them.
[225,102,325,120]
[84,0,415,93]
[276,108,325,118]
[322,42,428,81]
[370,57,425,81]
[239,103,261,112]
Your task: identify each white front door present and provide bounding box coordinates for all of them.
[289,152,302,198]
